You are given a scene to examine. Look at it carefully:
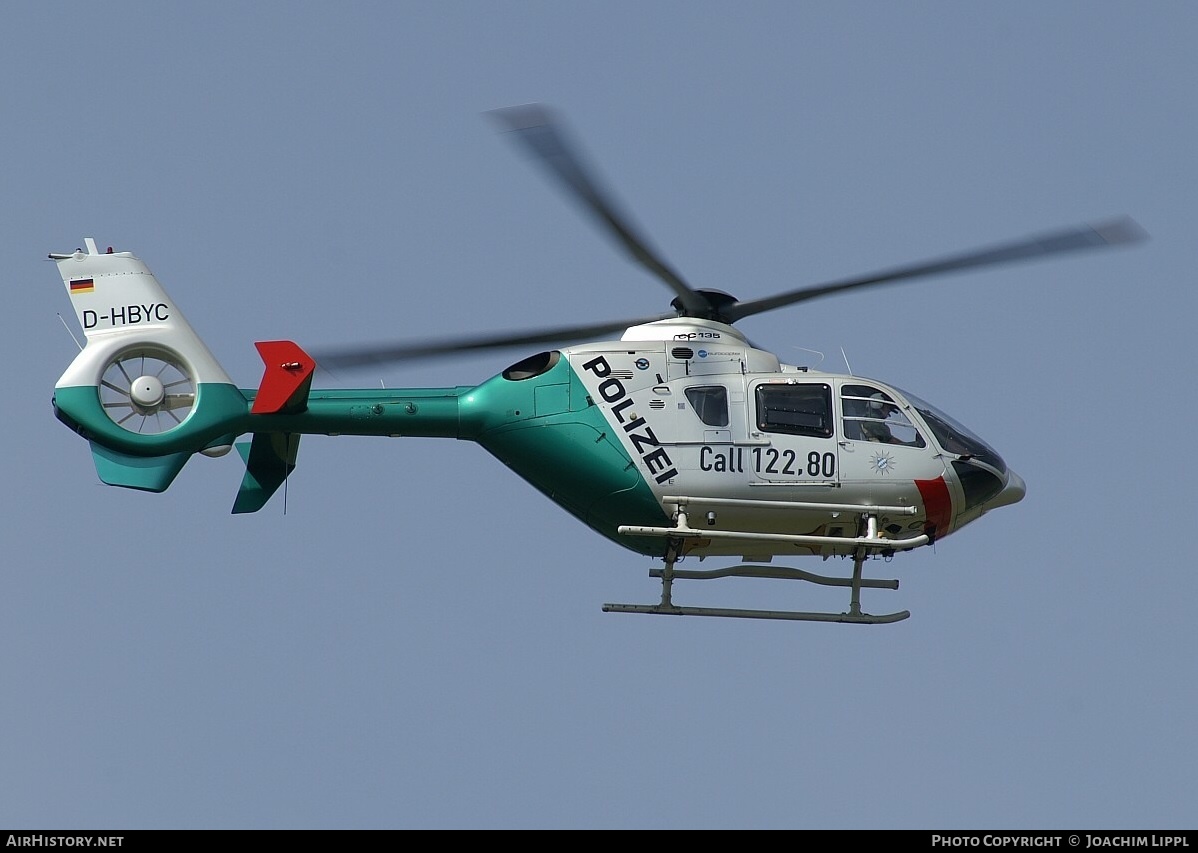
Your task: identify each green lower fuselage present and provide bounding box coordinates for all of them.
[55,354,671,556]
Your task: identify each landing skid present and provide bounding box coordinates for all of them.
[603,552,909,624]
[603,602,910,624]
[606,501,918,624]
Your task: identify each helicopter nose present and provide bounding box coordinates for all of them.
[987,469,1026,510]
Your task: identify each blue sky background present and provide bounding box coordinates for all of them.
[3,2,1195,829]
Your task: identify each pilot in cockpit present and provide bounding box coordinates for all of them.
[842,386,928,447]
[860,393,904,444]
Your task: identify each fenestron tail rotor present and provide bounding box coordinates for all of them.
[99,349,196,434]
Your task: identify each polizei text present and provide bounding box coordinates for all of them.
[582,356,678,484]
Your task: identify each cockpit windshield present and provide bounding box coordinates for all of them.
[895,388,1007,474]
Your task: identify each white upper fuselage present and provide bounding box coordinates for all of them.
[557,315,1023,558]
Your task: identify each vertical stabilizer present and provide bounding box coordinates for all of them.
[52,240,233,390]
[50,239,248,488]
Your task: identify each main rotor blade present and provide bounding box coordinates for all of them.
[725,216,1148,323]
[489,104,711,317]
[310,312,674,370]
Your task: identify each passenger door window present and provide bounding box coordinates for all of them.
[755,383,833,438]
[685,385,729,427]
[750,382,837,483]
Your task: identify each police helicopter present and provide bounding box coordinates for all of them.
[49,104,1146,624]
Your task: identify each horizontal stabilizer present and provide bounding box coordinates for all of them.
[251,341,315,415]
[232,432,300,514]
[89,442,191,493]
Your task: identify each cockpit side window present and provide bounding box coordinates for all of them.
[756,384,833,438]
[685,385,729,427]
[841,384,926,447]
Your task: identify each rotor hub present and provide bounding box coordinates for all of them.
[99,350,195,433]
[671,288,740,322]
[130,375,166,411]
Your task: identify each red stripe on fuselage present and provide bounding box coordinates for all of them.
[915,476,953,541]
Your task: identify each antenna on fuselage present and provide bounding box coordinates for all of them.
[57,313,83,351]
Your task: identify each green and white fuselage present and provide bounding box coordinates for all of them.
[52,240,1024,565]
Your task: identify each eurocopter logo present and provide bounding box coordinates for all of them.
[582,356,678,485]
[634,358,650,370]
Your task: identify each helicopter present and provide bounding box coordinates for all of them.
[49,104,1146,624]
